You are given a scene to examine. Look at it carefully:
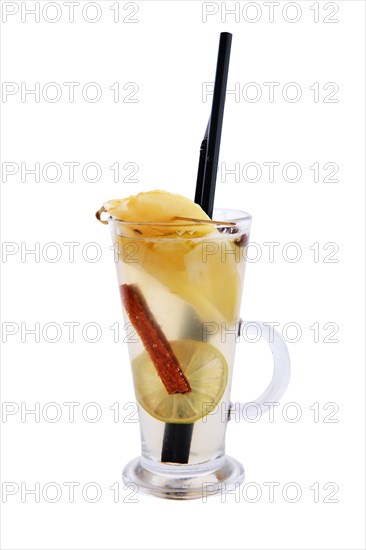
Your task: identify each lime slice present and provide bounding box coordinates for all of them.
[132,339,228,423]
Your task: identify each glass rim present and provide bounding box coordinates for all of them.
[107,208,252,227]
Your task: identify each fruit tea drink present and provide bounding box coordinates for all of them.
[104,191,251,465]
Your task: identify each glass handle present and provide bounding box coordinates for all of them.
[232,320,291,421]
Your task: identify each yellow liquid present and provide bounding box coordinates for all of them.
[111,224,248,464]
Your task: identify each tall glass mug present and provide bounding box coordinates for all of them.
[98,208,291,499]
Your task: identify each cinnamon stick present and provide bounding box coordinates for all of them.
[120,284,191,395]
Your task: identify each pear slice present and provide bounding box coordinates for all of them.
[106,190,242,323]
[104,190,215,238]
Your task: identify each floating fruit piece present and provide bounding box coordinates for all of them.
[103,190,215,238]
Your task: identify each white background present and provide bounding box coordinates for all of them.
[1,1,365,549]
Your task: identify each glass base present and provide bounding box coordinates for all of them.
[122,455,245,500]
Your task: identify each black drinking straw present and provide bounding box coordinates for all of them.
[196,32,232,218]
[194,120,210,206]
[161,32,233,464]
